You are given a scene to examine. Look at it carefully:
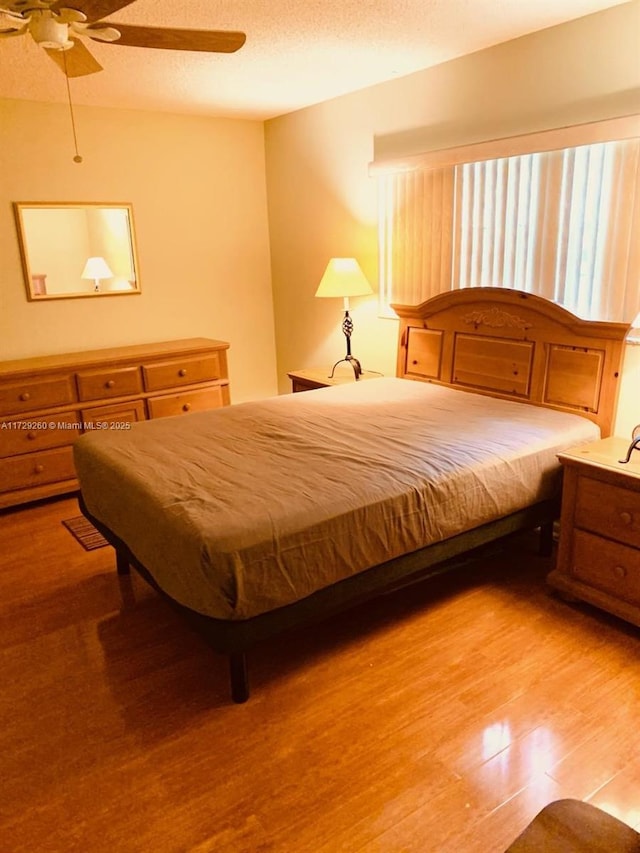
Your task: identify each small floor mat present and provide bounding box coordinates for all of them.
[62,516,109,551]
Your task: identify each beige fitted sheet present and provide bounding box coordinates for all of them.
[74,378,599,620]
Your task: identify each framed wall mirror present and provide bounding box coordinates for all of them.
[14,202,141,300]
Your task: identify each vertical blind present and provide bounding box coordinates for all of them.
[379,136,640,322]
[378,166,455,313]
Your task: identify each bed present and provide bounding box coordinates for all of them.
[74,288,629,702]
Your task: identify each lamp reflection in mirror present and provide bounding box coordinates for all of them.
[81,256,113,292]
[315,258,373,379]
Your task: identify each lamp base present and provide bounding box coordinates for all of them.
[329,355,363,380]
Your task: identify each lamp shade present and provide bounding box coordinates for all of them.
[81,256,113,281]
[314,258,373,299]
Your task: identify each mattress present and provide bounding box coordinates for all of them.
[74,378,599,620]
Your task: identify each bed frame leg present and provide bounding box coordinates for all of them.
[116,547,131,575]
[539,521,554,557]
[229,652,249,704]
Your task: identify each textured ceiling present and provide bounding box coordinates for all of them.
[0,0,631,120]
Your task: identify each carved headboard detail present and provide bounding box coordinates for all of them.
[392,287,630,437]
[463,306,533,331]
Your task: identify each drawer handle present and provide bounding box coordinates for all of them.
[614,565,627,580]
[34,464,44,474]
[178,368,187,377]
[19,391,31,402]
[620,511,632,526]
[105,379,116,389]
[182,403,191,412]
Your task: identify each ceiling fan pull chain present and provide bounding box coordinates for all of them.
[62,49,83,164]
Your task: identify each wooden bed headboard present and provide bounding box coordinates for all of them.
[392,288,630,437]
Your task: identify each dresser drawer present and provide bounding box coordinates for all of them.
[142,354,222,392]
[0,374,76,416]
[0,446,76,493]
[76,366,143,402]
[147,386,226,419]
[81,400,146,428]
[575,476,640,549]
[0,412,80,457]
[572,529,640,605]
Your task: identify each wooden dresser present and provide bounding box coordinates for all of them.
[0,338,230,509]
[548,436,640,627]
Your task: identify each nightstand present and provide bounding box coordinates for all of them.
[548,436,640,627]
[287,368,382,393]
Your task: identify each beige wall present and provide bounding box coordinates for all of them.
[0,99,277,403]
[264,1,640,434]
[2,4,639,428]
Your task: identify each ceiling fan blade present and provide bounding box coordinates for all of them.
[107,24,246,53]
[0,22,28,38]
[80,22,121,42]
[0,8,27,23]
[45,38,103,76]
[49,0,136,22]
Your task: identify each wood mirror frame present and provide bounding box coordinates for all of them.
[14,202,141,301]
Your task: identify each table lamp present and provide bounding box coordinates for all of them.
[81,256,113,292]
[315,258,373,379]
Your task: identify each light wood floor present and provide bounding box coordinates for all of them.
[1,496,639,853]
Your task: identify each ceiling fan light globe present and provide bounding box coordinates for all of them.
[29,10,70,48]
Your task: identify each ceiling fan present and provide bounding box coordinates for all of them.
[0,0,246,77]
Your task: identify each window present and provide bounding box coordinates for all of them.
[376,117,640,322]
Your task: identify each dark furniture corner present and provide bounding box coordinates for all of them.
[506,799,640,852]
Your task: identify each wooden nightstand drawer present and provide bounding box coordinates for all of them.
[77,366,143,402]
[550,436,640,628]
[0,412,80,457]
[147,386,226,419]
[291,376,328,393]
[0,446,76,493]
[575,476,640,548]
[143,354,222,392]
[288,368,382,392]
[0,374,76,416]
[572,529,640,605]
